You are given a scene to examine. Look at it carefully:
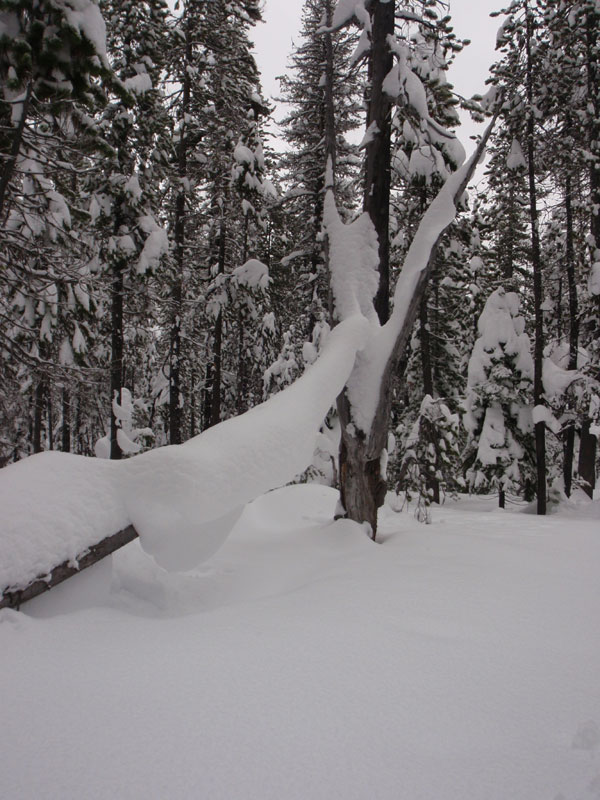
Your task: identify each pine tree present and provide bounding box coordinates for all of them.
[464,287,535,504]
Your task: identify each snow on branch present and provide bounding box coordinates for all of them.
[346,116,498,436]
[323,191,380,324]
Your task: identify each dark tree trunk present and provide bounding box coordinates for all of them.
[579,419,597,498]
[169,27,193,446]
[526,5,546,515]
[47,388,54,450]
[563,171,579,497]
[110,258,124,460]
[61,388,71,453]
[419,294,440,504]
[363,0,394,325]
[210,312,223,427]
[207,209,227,428]
[33,379,45,453]
[578,7,600,499]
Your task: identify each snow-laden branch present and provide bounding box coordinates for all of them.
[346,116,497,436]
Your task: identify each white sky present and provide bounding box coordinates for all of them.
[252,0,503,150]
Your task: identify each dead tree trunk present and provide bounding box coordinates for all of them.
[338,122,496,536]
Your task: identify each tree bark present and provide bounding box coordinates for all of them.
[563,171,579,496]
[419,295,440,504]
[0,525,138,611]
[525,4,546,515]
[169,25,193,445]
[338,121,497,535]
[61,387,71,453]
[33,379,45,453]
[110,257,125,460]
[363,0,395,325]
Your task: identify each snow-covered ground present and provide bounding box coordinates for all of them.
[2,485,599,800]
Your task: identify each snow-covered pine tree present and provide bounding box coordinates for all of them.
[464,287,535,505]
[0,0,111,457]
[486,0,550,512]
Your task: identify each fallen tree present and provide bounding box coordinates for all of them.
[0,525,138,611]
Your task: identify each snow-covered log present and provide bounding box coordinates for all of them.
[0,525,137,611]
[0,316,370,604]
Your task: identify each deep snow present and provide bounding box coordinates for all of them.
[2,485,599,800]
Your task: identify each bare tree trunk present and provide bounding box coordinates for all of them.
[419,294,440,504]
[47,387,54,451]
[33,379,45,454]
[563,171,579,497]
[110,257,124,460]
[525,4,546,515]
[169,26,193,446]
[61,387,71,452]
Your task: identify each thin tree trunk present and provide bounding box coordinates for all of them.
[169,26,193,445]
[563,171,579,496]
[419,294,440,504]
[47,388,53,451]
[61,388,71,453]
[110,257,124,460]
[33,379,44,454]
[525,4,546,515]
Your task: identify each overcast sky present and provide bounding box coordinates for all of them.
[252,0,503,149]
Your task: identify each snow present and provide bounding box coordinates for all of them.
[506,137,526,170]
[0,316,369,587]
[330,0,370,31]
[119,315,369,570]
[137,217,169,274]
[0,452,129,591]
[60,0,110,68]
[232,258,270,291]
[1,486,599,800]
[323,190,380,323]
[532,404,562,434]
[123,72,153,95]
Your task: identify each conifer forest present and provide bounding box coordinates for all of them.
[0,0,599,526]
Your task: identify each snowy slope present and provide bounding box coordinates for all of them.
[2,486,599,800]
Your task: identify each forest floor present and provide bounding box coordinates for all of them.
[2,484,599,800]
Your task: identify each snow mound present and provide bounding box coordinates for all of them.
[0,452,128,591]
